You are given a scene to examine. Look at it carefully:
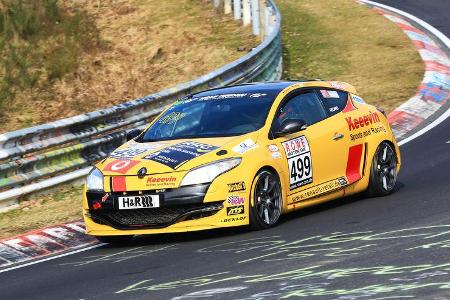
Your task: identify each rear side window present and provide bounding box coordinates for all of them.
[317,89,348,116]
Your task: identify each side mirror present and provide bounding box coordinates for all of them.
[274,119,307,138]
[126,129,142,141]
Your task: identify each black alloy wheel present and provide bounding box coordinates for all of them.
[250,170,283,230]
[367,141,398,196]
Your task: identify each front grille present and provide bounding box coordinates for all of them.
[89,202,223,229]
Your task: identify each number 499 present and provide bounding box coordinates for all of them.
[290,155,311,180]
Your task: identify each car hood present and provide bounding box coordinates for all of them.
[97,133,260,176]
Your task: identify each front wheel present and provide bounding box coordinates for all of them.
[249,170,283,230]
[366,142,398,197]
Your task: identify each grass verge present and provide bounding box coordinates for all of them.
[279,0,424,112]
[0,184,82,239]
[1,0,258,132]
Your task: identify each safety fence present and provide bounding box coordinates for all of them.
[0,0,282,209]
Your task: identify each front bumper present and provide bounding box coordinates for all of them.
[83,183,249,235]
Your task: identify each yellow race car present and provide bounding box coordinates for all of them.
[83,80,401,244]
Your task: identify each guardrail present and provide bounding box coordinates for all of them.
[0,0,282,210]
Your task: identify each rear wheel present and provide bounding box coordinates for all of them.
[95,235,133,245]
[249,170,283,230]
[366,142,398,197]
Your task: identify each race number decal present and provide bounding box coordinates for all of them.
[282,136,313,190]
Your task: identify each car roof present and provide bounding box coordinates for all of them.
[191,81,297,98]
[191,80,357,98]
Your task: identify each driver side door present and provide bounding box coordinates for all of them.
[270,89,349,204]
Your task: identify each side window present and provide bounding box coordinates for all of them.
[317,89,348,116]
[276,91,327,128]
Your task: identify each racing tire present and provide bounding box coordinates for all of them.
[366,141,398,197]
[95,235,133,245]
[249,170,283,230]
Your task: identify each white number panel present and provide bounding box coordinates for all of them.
[282,136,313,190]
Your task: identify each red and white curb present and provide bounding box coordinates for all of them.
[1,1,449,273]
[0,220,97,272]
[360,1,450,143]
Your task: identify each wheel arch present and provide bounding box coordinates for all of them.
[368,139,400,171]
[250,165,288,212]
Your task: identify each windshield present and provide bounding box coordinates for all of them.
[140,92,275,141]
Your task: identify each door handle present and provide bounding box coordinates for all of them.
[332,133,344,141]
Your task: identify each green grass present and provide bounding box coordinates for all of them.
[281,6,347,79]
[278,0,423,112]
[0,184,83,239]
[0,0,101,109]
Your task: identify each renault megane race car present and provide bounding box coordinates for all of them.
[83,80,401,243]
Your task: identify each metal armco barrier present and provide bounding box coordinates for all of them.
[0,0,282,209]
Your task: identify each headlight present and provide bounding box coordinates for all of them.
[86,168,104,191]
[180,158,242,186]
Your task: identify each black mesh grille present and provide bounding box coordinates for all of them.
[89,202,222,229]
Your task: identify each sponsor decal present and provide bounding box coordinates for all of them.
[197,93,248,101]
[146,176,177,188]
[249,93,268,98]
[350,125,387,142]
[330,81,346,90]
[351,94,366,104]
[268,145,282,159]
[320,90,340,98]
[292,177,348,203]
[130,143,167,150]
[268,144,279,152]
[118,195,160,209]
[281,136,313,190]
[227,195,245,205]
[329,106,339,113]
[338,177,348,186]
[271,152,282,159]
[144,141,218,169]
[220,216,246,223]
[103,159,139,174]
[110,147,147,160]
[227,205,245,216]
[228,182,246,193]
[159,112,186,124]
[346,111,380,131]
[232,138,257,154]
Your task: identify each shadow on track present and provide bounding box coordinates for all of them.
[98,181,405,248]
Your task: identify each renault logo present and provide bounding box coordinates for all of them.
[137,167,147,179]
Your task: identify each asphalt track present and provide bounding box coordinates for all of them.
[1,2,449,300]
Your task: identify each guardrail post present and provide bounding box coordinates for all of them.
[251,0,260,36]
[224,0,232,14]
[264,5,270,37]
[258,0,266,39]
[243,0,251,26]
[269,6,276,35]
[233,0,241,19]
